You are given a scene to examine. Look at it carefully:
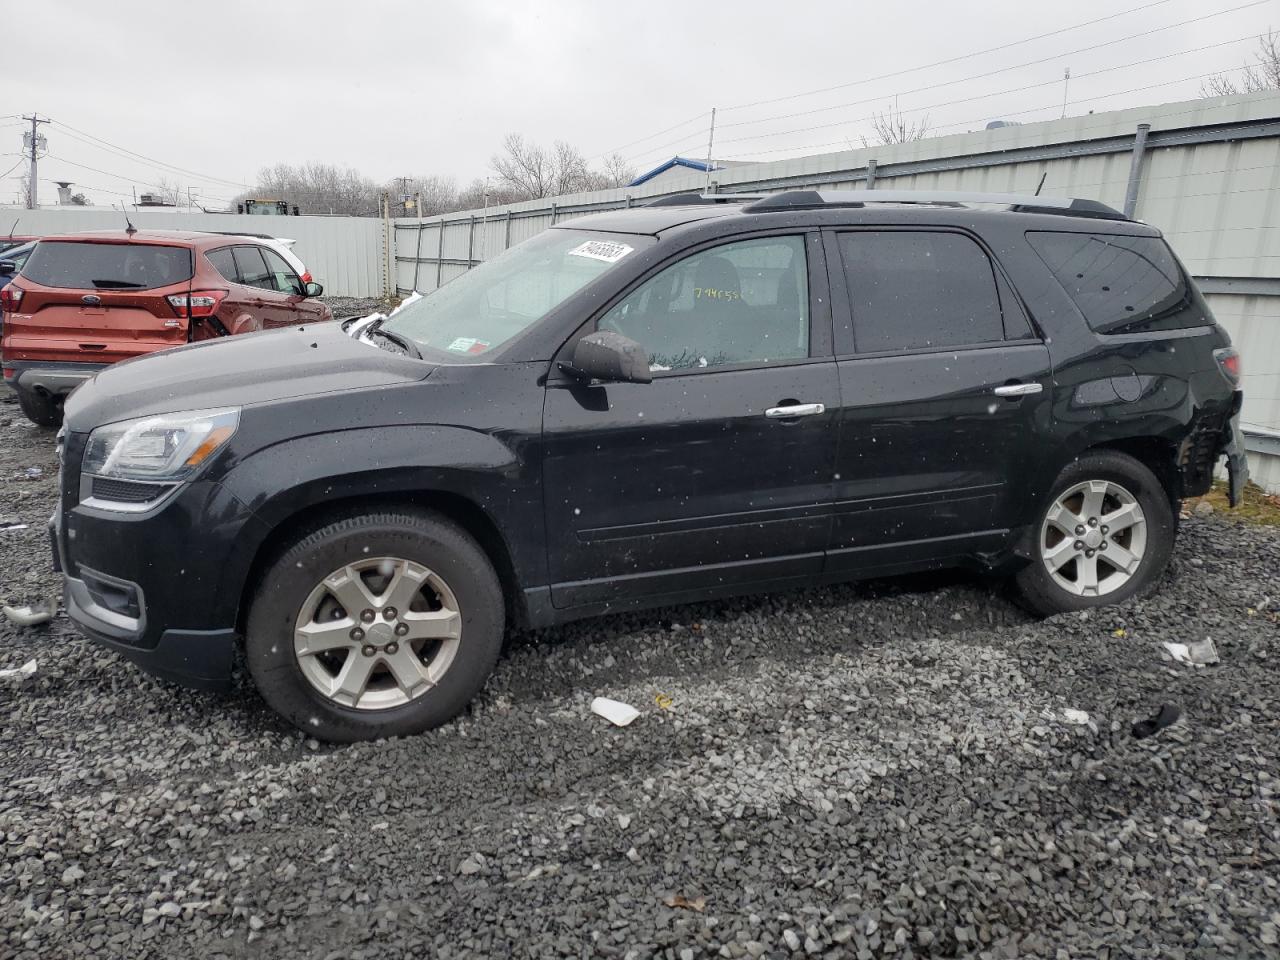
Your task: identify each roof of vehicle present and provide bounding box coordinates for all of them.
[34,230,279,248]
[556,190,1156,238]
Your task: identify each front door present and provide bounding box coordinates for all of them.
[542,232,839,609]
[825,228,1054,574]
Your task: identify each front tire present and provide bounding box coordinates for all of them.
[245,510,504,742]
[1015,451,1175,616]
[16,386,62,428]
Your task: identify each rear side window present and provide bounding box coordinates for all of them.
[838,231,1004,353]
[22,241,193,290]
[206,247,238,283]
[1026,231,1210,335]
[233,246,272,290]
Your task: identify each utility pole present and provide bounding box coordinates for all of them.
[21,115,50,210]
[703,108,717,193]
[1060,68,1071,119]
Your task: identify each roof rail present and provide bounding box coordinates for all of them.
[742,189,1127,220]
[644,192,766,207]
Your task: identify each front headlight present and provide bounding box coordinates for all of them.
[83,407,240,482]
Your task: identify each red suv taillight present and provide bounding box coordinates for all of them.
[1214,347,1241,385]
[167,290,227,319]
[0,284,24,312]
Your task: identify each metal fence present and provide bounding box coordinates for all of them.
[0,209,388,299]
[392,92,1280,490]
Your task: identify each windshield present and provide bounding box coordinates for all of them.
[382,229,650,361]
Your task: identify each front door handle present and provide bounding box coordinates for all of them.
[765,402,825,419]
[993,382,1043,397]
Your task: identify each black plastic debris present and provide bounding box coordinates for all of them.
[1131,703,1181,739]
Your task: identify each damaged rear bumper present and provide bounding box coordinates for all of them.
[1223,413,1249,508]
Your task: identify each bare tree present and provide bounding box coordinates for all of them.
[1201,30,1280,96]
[491,134,635,200]
[237,163,381,216]
[151,177,184,206]
[598,153,637,189]
[491,134,558,199]
[70,192,89,206]
[860,105,932,146]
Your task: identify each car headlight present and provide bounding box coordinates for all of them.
[83,407,240,482]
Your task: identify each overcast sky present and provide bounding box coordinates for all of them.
[5,0,1275,207]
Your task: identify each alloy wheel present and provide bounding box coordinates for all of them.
[293,557,462,709]
[1039,479,1148,597]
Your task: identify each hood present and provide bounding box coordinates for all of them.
[64,321,433,430]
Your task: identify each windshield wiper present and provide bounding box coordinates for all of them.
[91,280,146,289]
[364,317,422,359]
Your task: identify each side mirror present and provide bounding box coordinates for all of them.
[0,262,14,277]
[560,331,652,384]
[304,281,323,297]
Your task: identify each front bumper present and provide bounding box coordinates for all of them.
[62,565,237,692]
[50,442,267,691]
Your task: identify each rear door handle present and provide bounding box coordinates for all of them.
[993,383,1043,397]
[765,402,825,419]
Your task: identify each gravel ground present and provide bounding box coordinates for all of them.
[1,394,1278,959]
[321,296,395,321]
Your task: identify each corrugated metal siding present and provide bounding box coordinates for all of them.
[4,209,387,298]
[1207,294,1280,432]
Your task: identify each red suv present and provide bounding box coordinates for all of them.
[1,230,332,426]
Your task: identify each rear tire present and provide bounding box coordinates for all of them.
[1015,451,1175,616]
[16,386,62,428]
[245,509,505,743]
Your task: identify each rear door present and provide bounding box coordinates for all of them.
[542,232,839,608]
[230,245,281,330]
[7,240,192,364]
[825,227,1054,574]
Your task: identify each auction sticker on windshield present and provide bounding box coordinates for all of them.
[568,240,633,263]
[446,337,491,355]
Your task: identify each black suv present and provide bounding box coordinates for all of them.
[53,189,1247,742]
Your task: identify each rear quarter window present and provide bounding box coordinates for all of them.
[22,242,193,291]
[1025,231,1211,335]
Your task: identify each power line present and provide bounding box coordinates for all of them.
[713,34,1261,150]
[619,0,1264,170]
[721,0,1187,111]
[41,153,237,204]
[718,6,1267,132]
[48,119,251,189]
[721,64,1261,161]
[590,111,710,162]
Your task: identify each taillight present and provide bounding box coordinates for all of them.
[0,284,23,312]
[167,290,227,319]
[1214,347,1241,384]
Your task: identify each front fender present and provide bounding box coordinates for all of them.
[215,424,544,604]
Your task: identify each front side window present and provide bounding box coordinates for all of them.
[1026,231,1209,335]
[598,235,809,371]
[383,229,649,361]
[233,246,272,291]
[839,231,1004,353]
[261,247,303,295]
